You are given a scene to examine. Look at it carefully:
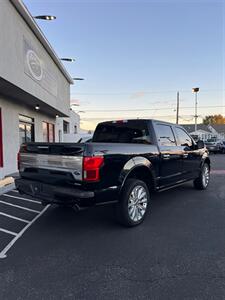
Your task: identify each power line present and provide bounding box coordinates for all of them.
[76,105,225,112]
[71,89,225,96]
[81,115,196,121]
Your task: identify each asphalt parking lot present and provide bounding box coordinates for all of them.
[0,154,225,300]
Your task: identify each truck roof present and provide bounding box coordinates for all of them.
[98,119,176,126]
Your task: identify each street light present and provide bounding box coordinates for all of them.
[60,58,76,62]
[34,15,56,21]
[72,78,84,81]
[192,87,200,132]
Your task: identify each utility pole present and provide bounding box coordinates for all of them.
[192,87,200,131]
[176,91,180,124]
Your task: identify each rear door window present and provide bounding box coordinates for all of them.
[155,124,176,147]
[93,120,151,144]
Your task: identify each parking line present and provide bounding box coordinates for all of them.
[0,204,50,259]
[3,194,42,204]
[0,228,17,236]
[0,212,29,223]
[0,200,40,213]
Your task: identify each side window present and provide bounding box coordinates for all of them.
[155,124,176,147]
[175,127,193,148]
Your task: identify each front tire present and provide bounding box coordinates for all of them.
[116,179,150,227]
[193,163,210,190]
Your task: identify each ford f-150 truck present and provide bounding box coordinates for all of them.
[16,119,210,226]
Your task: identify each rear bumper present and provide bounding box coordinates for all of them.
[15,178,95,206]
[15,178,119,207]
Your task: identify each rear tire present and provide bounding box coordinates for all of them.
[116,179,150,227]
[193,163,210,190]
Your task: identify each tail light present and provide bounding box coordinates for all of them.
[17,144,27,170]
[83,156,104,182]
[17,152,20,170]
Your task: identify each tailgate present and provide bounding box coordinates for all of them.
[19,143,85,185]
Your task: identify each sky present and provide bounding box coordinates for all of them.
[24,0,224,130]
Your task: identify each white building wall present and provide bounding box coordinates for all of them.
[0,95,55,178]
[0,0,70,116]
[56,110,80,142]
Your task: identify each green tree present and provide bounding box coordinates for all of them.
[203,114,225,125]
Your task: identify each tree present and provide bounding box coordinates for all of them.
[203,114,225,125]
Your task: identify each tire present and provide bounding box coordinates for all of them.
[116,178,150,227]
[193,163,210,190]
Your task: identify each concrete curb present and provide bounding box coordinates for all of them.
[0,182,16,195]
[0,177,16,196]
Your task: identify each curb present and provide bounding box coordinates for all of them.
[0,177,16,196]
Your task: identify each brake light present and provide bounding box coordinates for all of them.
[17,152,20,170]
[83,156,104,182]
[112,120,128,124]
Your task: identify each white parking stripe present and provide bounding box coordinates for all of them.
[0,212,29,223]
[0,204,50,258]
[11,190,19,193]
[0,228,17,236]
[0,200,40,213]
[3,194,41,204]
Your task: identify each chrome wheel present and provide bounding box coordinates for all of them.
[128,185,148,222]
[202,164,210,188]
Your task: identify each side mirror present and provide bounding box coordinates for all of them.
[197,140,205,149]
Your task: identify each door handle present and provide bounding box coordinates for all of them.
[162,154,170,159]
[183,153,188,158]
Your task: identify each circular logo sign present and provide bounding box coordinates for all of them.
[26,50,43,81]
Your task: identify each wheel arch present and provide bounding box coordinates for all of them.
[119,157,156,193]
[202,157,210,170]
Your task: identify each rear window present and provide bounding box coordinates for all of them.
[92,121,151,144]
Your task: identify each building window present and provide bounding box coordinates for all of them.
[74,125,77,134]
[19,115,35,145]
[0,109,3,167]
[42,122,55,142]
[63,121,69,134]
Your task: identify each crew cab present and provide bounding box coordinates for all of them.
[16,119,210,227]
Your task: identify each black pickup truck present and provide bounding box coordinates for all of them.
[16,119,210,227]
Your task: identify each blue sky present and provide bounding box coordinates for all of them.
[24,0,224,129]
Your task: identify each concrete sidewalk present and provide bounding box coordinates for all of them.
[0,177,16,195]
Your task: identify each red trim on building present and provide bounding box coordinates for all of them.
[43,121,55,143]
[0,109,3,167]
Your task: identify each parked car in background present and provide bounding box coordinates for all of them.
[221,141,225,154]
[205,139,224,154]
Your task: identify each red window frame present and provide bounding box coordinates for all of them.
[0,109,3,167]
[42,121,55,143]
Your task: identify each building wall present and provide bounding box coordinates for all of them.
[0,0,70,116]
[0,95,55,178]
[56,110,80,142]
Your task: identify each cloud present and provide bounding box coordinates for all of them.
[70,99,91,106]
[130,91,146,99]
[70,99,80,106]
